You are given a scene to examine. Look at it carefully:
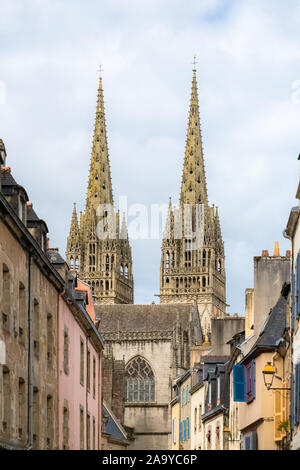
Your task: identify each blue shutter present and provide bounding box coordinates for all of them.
[233,365,246,402]
[292,271,295,330]
[291,368,295,431]
[296,363,300,426]
[251,360,256,400]
[187,417,190,439]
[297,252,300,318]
[183,419,186,441]
[179,421,182,442]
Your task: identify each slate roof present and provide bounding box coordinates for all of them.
[27,205,40,222]
[46,249,66,265]
[0,169,18,187]
[254,284,289,350]
[241,283,290,364]
[97,303,198,333]
[102,403,127,441]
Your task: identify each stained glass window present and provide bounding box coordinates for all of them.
[125,356,155,403]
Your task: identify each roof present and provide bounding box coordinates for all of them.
[241,283,290,363]
[97,303,199,334]
[76,279,96,324]
[27,205,40,222]
[102,402,128,441]
[47,249,66,266]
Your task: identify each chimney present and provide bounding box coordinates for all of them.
[286,250,291,258]
[273,242,280,257]
[262,250,269,257]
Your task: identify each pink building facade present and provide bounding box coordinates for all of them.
[57,275,104,450]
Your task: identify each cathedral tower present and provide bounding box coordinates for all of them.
[66,75,134,305]
[159,67,226,338]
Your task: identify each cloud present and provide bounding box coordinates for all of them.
[0,0,299,314]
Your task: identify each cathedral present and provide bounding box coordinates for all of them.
[66,67,231,450]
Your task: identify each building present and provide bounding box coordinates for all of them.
[201,357,230,451]
[284,155,300,450]
[97,302,203,450]
[190,367,205,450]
[233,247,291,450]
[159,68,226,340]
[47,249,105,450]
[102,401,132,450]
[66,77,134,305]
[226,331,245,451]
[0,140,64,449]
[175,370,192,450]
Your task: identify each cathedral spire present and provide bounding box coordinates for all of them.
[180,68,208,206]
[85,75,114,211]
[66,203,80,270]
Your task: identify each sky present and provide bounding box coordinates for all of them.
[0,0,300,315]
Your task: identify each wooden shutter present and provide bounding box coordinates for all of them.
[291,368,295,431]
[187,417,190,440]
[281,383,287,440]
[251,360,256,400]
[274,390,282,441]
[183,419,186,441]
[296,363,300,426]
[179,421,182,442]
[233,365,246,402]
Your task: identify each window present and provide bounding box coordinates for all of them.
[294,362,300,427]
[33,387,39,449]
[93,417,96,450]
[246,360,255,403]
[198,405,202,431]
[87,349,91,392]
[93,357,96,398]
[172,418,177,444]
[217,376,221,405]
[47,395,53,449]
[87,413,90,450]
[2,264,10,326]
[2,367,10,433]
[80,406,84,450]
[194,408,197,432]
[125,356,155,403]
[63,404,69,450]
[80,338,84,385]
[18,378,25,440]
[63,326,69,374]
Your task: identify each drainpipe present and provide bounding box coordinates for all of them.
[283,228,293,447]
[98,348,102,450]
[86,333,91,450]
[26,251,33,450]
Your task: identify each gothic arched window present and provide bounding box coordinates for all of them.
[125,356,155,403]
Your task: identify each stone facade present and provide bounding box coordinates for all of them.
[159,70,226,339]
[97,303,203,450]
[0,143,64,449]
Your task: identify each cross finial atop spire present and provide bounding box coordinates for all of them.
[98,64,104,76]
[192,54,197,70]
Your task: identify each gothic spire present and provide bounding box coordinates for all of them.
[180,68,208,206]
[66,203,80,269]
[85,75,114,211]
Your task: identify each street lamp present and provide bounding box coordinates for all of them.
[262,362,291,391]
